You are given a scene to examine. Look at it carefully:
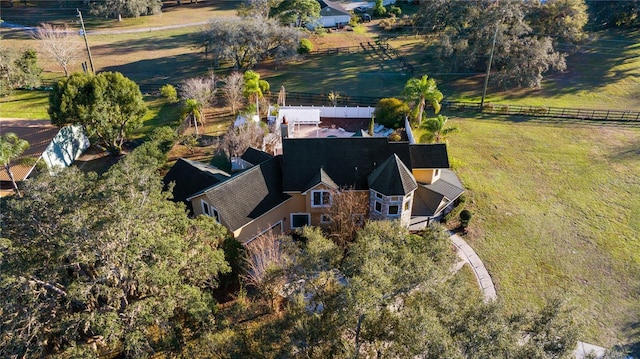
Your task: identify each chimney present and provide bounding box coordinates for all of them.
[281,116,289,139]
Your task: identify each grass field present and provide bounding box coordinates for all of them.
[0,90,50,119]
[442,113,640,348]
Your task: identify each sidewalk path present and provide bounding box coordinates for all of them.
[449,232,497,301]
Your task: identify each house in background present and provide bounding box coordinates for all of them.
[307,0,351,29]
[0,120,89,194]
[178,136,464,244]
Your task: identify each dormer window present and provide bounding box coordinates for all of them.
[201,200,220,223]
[312,190,331,207]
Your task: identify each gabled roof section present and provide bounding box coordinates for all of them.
[0,120,62,182]
[423,169,464,201]
[200,156,290,231]
[303,167,339,193]
[241,147,273,166]
[282,137,411,191]
[318,0,350,15]
[368,154,418,196]
[412,186,446,217]
[163,158,230,206]
[412,169,464,217]
[409,143,450,169]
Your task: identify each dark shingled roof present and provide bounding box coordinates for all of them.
[163,158,230,210]
[409,143,450,169]
[282,137,411,191]
[412,186,445,217]
[241,147,273,166]
[303,167,339,193]
[201,156,291,231]
[422,169,464,201]
[368,154,418,196]
[412,169,464,217]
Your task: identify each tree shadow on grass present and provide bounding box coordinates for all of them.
[495,29,640,102]
[91,32,198,55]
[608,137,640,163]
[100,52,212,87]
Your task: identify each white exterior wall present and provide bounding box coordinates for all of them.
[279,105,375,119]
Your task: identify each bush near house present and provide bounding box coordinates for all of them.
[460,209,472,228]
[298,38,314,54]
[373,97,409,129]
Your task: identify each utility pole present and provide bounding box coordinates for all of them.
[480,25,499,109]
[77,9,95,74]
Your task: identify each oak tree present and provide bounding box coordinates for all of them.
[48,71,147,155]
[0,146,231,358]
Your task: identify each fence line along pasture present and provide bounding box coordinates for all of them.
[272,93,640,123]
[444,101,640,122]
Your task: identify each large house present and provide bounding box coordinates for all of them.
[168,135,464,244]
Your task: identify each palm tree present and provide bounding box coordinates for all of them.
[183,99,203,136]
[403,75,444,126]
[0,132,30,197]
[420,115,458,143]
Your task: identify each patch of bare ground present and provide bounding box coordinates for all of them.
[167,107,233,164]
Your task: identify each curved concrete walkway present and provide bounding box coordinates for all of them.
[449,232,610,358]
[450,232,497,301]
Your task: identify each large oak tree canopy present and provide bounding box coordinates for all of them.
[48,71,147,155]
[0,150,231,358]
[414,0,588,87]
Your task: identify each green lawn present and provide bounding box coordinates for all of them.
[0,90,50,119]
[133,96,184,139]
[442,114,640,347]
[263,51,411,99]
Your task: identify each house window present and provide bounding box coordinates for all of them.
[388,205,399,216]
[404,200,411,211]
[390,196,402,202]
[201,200,220,223]
[320,214,332,223]
[202,200,210,216]
[291,213,311,229]
[435,169,441,177]
[375,192,383,199]
[374,201,382,213]
[312,190,331,207]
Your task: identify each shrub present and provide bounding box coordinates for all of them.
[388,131,401,141]
[149,126,177,153]
[443,194,467,224]
[389,5,401,16]
[460,209,472,228]
[373,97,410,129]
[373,0,386,16]
[160,84,178,103]
[297,38,314,54]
